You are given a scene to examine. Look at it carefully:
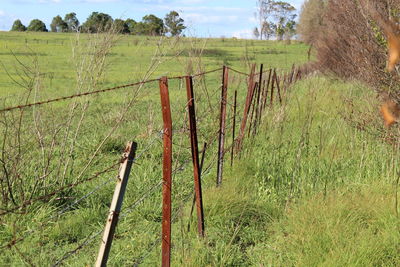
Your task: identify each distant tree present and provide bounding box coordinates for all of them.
[82,12,113,33]
[11,19,26,31]
[253,27,260,39]
[273,1,297,40]
[284,20,296,41]
[27,19,48,32]
[64,12,80,32]
[164,11,186,36]
[50,15,68,32]
[114,19,130,34]
[132,22,147,35]
[255,0,276,40]
[142,14,164,35]
[125,18,137,34]
[297,0,327,45]
[261,21,275,40]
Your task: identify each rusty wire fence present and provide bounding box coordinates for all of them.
[0,63,307,266]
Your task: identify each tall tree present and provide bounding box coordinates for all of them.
[82,12,113,33]
[125,18,137,34]
[142,14,164,36]
[273,1,297,40]
[11,19,26,32]
[255,0,276,40]
[50,15,68,32]
[64,12,80,32]
[114,19,130,34]
[297,0,327,45]
[164,11,186,36]
[261,21,275,40]
[27,19,48,32]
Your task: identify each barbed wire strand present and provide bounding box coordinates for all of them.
[0,67,227,113]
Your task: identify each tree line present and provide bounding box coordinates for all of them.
[10,11,186,36]
[254,0,297,41]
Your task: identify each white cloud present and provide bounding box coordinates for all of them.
[183,13,238,24]
[0,10,5,16]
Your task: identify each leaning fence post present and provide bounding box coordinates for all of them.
[159,77,173,267]
[270,69,276,105]
[95,141,137,267]
[216,66,229,187]
[262,68,272,112]
[185,76,205,237]
[254,64,264,135]
[275,70,282,104]
[236,64,256,153]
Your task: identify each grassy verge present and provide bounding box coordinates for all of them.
[172,76,400,266]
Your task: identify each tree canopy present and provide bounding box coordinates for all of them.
[50,15,68,32]
[9,11,186,36]
[64,12,80,32]
[11,20,26,32]
[254,0,297,40]
[164,11,186,36]
[27,19,48,32]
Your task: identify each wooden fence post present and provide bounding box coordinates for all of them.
[216,66,229,187]
[95,141,137,267]
[185,76,205,237]
[159,77,173,267]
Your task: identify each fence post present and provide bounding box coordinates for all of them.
[248,82,259,137]
[270,69,276,105]
[231,90,237,167]
[254,64,264,135]
[185,76,205,237]
[159,77,173,267]
[95,141,137,267]
[275,70,282,104]
[262,69,272,112]
[236,64,256,153]
[216,66,229,187]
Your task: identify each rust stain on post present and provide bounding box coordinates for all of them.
[159,77,172,267]
[185,76,205,237]
[217,66,229,187]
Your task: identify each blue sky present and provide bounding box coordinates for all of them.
[0,0,304,38]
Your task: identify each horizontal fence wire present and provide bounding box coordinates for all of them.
[0,162,120,216]
[0,67,229,113]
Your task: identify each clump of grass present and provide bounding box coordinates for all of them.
[253,183,400,266]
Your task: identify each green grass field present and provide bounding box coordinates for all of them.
[0,31,399,266]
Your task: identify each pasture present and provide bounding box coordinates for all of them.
[0,31,398,266]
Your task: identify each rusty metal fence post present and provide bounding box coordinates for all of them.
[95,142,137,267]
[254,64,263,135]
[185,76,205,237]
[231,90,237,167]
[216,66,229,187]
[235,64,256,153]
[159,77,173,267]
